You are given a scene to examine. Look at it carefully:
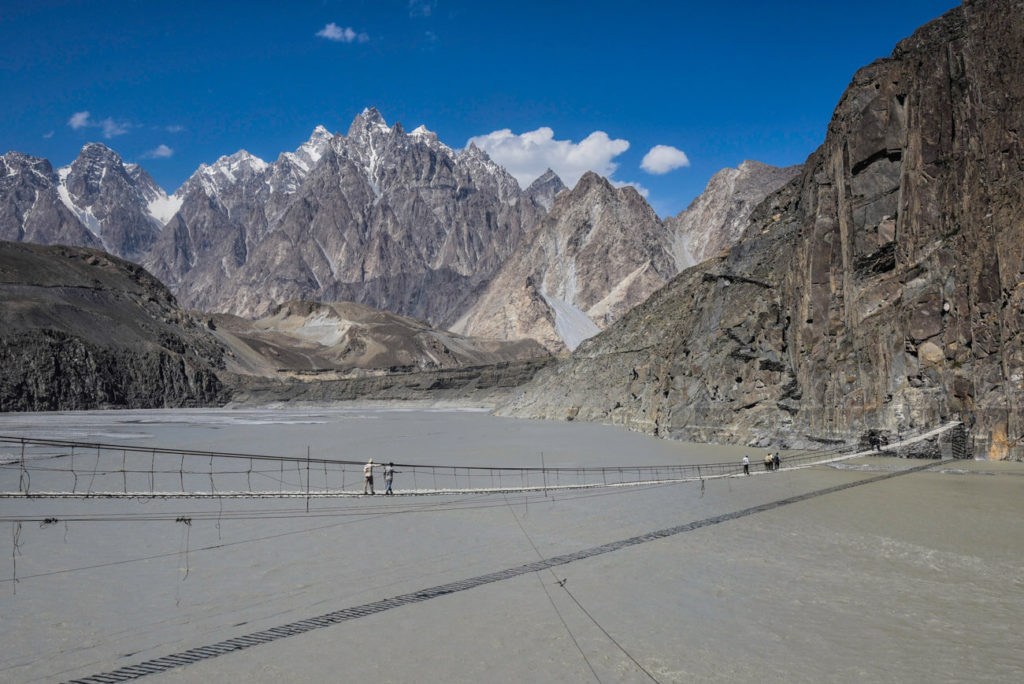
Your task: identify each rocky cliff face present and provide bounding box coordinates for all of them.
[503,0,1024,460]
[665,160,800,268]
[0,241,230,411]
[451,172,675,352]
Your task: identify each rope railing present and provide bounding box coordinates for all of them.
[0,422,962,499]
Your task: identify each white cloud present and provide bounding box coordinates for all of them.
[100,118,130,138]
[612,179,650,198]
[640,144,690,174]
[143,144,174,159]
[467,127,630,189]
[68,111,91,130]
[42,130,54,139]
[67,111,131,138]
[316,23,369,43]
[165,124,185,133]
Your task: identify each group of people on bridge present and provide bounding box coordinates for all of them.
[363,458,396,495]
[741,451,780,475]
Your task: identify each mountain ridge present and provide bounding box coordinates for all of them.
[2,113,799,351]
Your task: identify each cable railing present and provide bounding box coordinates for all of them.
[0,422,962,499]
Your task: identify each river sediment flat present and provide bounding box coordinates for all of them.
[1,408,1021,683]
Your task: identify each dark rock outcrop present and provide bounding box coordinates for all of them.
[0,241,230,411]
[503,0,1024,460]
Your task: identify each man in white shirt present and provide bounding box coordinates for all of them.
[363,458,376,495]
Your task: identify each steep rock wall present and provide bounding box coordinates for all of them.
[503,0,1024,460]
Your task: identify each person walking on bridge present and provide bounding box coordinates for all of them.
[363,458,377,495]
[384,462,395,495]
[742,455,750,475]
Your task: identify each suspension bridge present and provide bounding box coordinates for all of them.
[0,420,971,683]
[0,421,965,500]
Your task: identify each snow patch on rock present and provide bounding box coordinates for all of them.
[56,166,102,238]
[147,193,183,226]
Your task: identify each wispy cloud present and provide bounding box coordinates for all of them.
[640,144,690,174]
[42,130,54,139]
[164,124,185,133]
[409,0,437,17]
[142,144,174,159]
[467,127,630,189]
[68,111,91,130]
[67,111,132,138]
[100,118,130,138]
[316,23,369,43]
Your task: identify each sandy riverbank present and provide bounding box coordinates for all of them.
[1,408,1021,682]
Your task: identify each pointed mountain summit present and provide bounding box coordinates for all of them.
[525,169,567,212]
[409,124,439,144]
[665,160,800,269]
[349,106,387,132]
[452,170,674,352]
[0,151,101,249]
[287,125,333,173]
[344,107,393,155]
[57,142,162,260]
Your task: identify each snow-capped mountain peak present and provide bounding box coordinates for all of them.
[49,142,164,258]
[409,124,437,142]
[182,149,269,202]
[284,125,334,174]
[348,107,390,138]
[205,150,268,180]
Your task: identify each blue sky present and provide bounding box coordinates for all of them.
[2,0,959,217]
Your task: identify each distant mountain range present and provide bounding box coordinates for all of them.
[1,109,795,352]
